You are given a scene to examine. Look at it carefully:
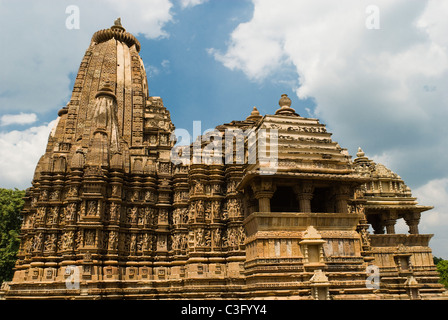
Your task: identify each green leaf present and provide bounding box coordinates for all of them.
[0,188,25,284]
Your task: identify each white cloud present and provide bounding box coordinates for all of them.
[161,59,170,68]
[146,64,161,78]
[179,0,209,9]
[0,0,174,115]
[0,119,57,190]
[146,59,171,79]
[0,113,37,126]
[103,0,174,39]
[414,178,448,228]
[414,178,448,258]
[212,0,448,110]
[211,0,448,179]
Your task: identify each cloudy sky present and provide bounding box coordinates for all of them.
[0,0,447,257]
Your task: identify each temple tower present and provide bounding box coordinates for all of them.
[8,19,176,295]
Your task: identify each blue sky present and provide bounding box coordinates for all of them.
[0,0,448,257]
[108,0,311,134]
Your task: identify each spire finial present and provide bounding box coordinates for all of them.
[279,94,291,108]
[356,147,365,158]
[275,94,298,116]
[246,106,262,122]
[111,17,125,32]
[92,19,140,51]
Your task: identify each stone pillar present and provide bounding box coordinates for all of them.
[404,211,421,235]
[384,219,396,234]
[251,178,275,213]
[294,182,314,213]
[297,193,313,213]
[334,185,350,214]
[371,217,385,234]
[382,210,398,234]
[257,196,271,212]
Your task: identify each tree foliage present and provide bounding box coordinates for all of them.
[434,256,444,265]
[0,188,25,285]
[435,258,448,288]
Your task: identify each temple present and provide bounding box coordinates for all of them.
[1,20,446,300]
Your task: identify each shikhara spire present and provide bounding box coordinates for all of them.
[1,21,446,300]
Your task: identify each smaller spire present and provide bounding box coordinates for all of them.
[354,146,373,166]
[111,17,125,32]
[275,94,299,116]
[246,106,262,122]
[356,147,365,158]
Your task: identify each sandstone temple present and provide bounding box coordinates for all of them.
[1,20,446,300]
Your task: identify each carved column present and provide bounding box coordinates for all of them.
[371,215,385,234]
[294,182,314,213]
[384,219,396,234]
[404,211,421,235]
[334,185,350,214]
[251,178,275,213]
[383,210,398,234]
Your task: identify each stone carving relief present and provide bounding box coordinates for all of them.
[108,231,118,251]
[211,200,221,220]
[172,233,188,251]
[44,234,57,253]
[87,200,98,216]
[196,200,204,218]
[226,227,246,248]
[33,233,43,252]
[61,231,75,251]
[37,207,46,223]
[109,202,120,221]
[84,230,96,246]
[67,186,78,198]
[212,228,222,247]
[143,233,154,251]
[64,203,77,222]
[227,198,240,218]
[157,234,167,250]
[47,207,59,225]
[173,208,188,225]
[127,207,138,224]
[49,190,60,201]
[159,208,168,223]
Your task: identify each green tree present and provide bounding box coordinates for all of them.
[0,188,25,285]
[436,259,448,288]
[434,256,444,265]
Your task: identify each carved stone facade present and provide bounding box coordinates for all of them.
[1,21,447,300]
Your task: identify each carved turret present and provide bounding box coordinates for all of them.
[275,94,299,116]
